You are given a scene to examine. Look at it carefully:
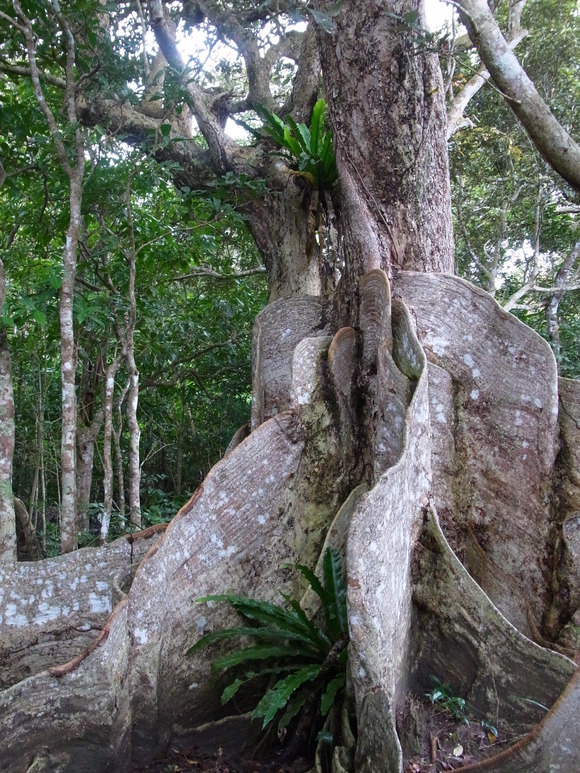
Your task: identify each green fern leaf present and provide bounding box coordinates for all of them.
[279,592,331,653]
[253,665,321,727]
[320,673,345,716]
[296,562,328,606]
[186,625,321,655]
[323,548,348,638]
[310,98,327,157]
[277,689,312,730]
[196,594,324,641]
[212,643,317,673]
[286,116,311,154]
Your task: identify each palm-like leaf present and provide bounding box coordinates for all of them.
[253,665,321,727]
[323,548,348,638]
[190,549,348,734]
[255,100,337,190]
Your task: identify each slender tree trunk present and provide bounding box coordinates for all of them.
[124,182,141,529]
[76,412,104,534]
[13,497,43,561]
[126,360,141,528]
[100,356,122,543]
[59,173,82,553]
[0,260,16,562]
[12,1,86,552]
[113,379,129,525]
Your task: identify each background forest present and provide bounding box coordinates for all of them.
[0,0,579,556]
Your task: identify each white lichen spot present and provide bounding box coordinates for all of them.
[258,515,266,525]
[88,593,110,614]
[463,353,475,368]
[134,627,149,645]
[35,602,62,625]
[5,603,29,627]
[534,398,543,408]
[472,368,481,378]
[470,390,480,400]
[522,441,529,449]
[429,336,448,356]
[514,411,523,427]
[188,682,199,690]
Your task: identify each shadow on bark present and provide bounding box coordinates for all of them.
[0,273,578,772]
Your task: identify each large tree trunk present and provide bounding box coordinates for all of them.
[0,2,579,771]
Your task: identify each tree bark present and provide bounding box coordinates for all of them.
[101,355,122,543]
[0,2,579,771]
[317,0,454,299]
[0,260,16,562]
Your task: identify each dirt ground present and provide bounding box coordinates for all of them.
[401,700,521,772]
[133,745,312,773]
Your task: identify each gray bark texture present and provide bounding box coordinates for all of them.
[0,1,579,771]
[0,260,16,562]
[0,271,579,771]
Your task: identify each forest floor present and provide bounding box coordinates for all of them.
[133,696,519,772]
[401,698,522,772]
[133,745,312,773]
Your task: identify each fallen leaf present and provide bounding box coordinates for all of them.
[453,744,464,757]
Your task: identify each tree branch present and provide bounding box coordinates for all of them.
[172,265,266,282]
[455,0,580,192]
[447,30,527,139]
[148,0,236,172]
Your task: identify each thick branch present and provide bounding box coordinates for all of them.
[456,0,580,192]
[172,265,266,281]
[447,30,527,139]
[0,60,66,88]
[148,0,235,172]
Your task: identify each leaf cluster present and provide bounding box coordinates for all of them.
[256,99,337,190]
[189,548,348,733]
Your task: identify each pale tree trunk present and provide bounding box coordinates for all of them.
[126,361,141,528]
[59,174,82,553]
[0,260,16,562]
[124,183,141,529]
[75,411,104,534]
[76,353,105,533]
[100,355,122,543]
[113,378,129,524]
[11,2,86,553]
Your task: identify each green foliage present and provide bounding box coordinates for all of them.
[426,677,498,738]
[189,548,348,733]
[256,99,337,190]
[426,677,469,724]
[449,0,580,378]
